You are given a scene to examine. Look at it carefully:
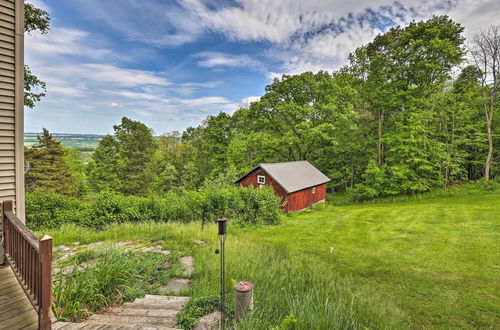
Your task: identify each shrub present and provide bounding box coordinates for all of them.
[26,190,87,229]
[26,184,282,229]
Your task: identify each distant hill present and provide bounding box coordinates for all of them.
[24,133,104,151]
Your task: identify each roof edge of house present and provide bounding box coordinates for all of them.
[234,161,331,194]
[234,164,291,193]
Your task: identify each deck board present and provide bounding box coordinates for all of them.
[0,266,38,330]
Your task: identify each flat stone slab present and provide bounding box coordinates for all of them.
[161,278,190,294]
[141,246,171,255]
[193,311,221,330]
[180,256,194,277]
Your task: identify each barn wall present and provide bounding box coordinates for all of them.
[237,168,290,211]
[0,0,24,220]
[286,183,327,212]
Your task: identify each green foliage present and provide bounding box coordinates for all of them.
[24,65,46,109]
[177,296,220,330]
[41,186,499,328]
[25,2,50,34]
[24,2,50,108]
[52,248,171,321]
[270,314,298,330]
[88,117,157,195]
[25,128,77,195]
[25,190,86,228]
[26,184,281,230]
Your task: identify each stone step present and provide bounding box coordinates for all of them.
[142,294,189,302]
[122,302,186,311]
[52,323,127,330]
[108,308,178,318]
[161,278,191,294]
[179,256,194,277]
[52,322,173,330]
[122,300,186,311]
[52,322,86,330]
[86,314,177,328]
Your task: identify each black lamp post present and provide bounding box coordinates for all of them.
[217,217,227,329]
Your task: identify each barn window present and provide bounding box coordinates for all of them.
[312,187,316,194]
[257,175,266,184]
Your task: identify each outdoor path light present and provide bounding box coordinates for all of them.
[216,217,227,329]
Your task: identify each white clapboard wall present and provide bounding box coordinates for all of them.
[0,0,24,220]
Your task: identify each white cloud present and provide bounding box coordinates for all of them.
[180,0,465,75]
[448,0,500,38]
[26,28,112,59]
[195,52,264,70]
[171,81,223,96]
[69,0,203,47]
[239,96,260,109]
[175,96,231,106]
[40,63,171,88]
[180,0,404,44]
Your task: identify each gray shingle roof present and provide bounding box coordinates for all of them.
[239,160,330,193]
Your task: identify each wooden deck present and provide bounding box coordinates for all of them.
[0,265,38,330]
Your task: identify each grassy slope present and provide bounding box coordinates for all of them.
[242,192,500,328]
[45,190,499,329]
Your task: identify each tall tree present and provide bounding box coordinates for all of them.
[248,72,338,161]
[87,135,120,191]
[25,128,75,195]
[468,25,499,186]
[113,117,157,195]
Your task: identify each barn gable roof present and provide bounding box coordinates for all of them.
[237,160,330,193]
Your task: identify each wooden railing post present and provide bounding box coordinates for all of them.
[39,235,52,330]
[2,201,13,265]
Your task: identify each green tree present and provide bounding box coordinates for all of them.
[25,128,76,195]
[113,117,157,195]
[87,135,120,191]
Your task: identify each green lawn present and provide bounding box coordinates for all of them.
[45,189,500,329]
[242,192,500,328]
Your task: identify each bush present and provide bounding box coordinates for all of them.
[26,190,88,229]
[26,184,282,229]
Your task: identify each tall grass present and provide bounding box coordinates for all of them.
[44,222,404,328]
[53,247,172,321]
[191,239,404,329]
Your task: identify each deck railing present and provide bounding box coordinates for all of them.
[2,200,52,330]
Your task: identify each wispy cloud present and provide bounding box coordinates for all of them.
[26,28,112,59]
[69,0,203,47]
[195,52,264,70]
[24,0,500,134]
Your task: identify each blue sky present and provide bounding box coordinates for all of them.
[25,0,500,135]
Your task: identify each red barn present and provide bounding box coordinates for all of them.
[235,161,330,212]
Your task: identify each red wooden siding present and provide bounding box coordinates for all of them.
[238,168,289,209]
[237,169,327,212]
[286,183,326,212]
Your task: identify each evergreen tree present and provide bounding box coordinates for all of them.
[87,135,120,191]
[25,128,76,195]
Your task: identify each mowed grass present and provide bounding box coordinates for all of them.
[43,189,500,329]
[245,191,500,329]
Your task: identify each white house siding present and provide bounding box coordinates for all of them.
[0,0,24,220]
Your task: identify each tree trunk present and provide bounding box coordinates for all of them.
[377,112,384,166]
[484,107,493,186]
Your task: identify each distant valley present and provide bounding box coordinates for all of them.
[24,133,104,151]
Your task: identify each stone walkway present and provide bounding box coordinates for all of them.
[51,241,219,329]
[52,295,189,330]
